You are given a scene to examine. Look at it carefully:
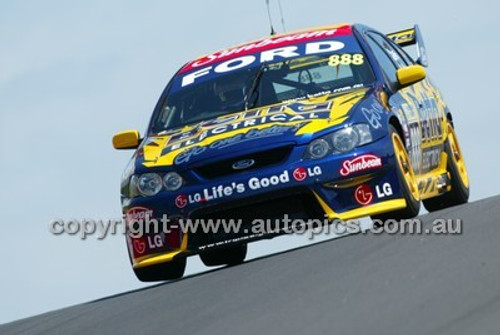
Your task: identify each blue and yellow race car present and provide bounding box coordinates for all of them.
[113,23,469,281]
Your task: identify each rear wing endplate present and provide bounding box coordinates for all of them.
[387,24,428,67]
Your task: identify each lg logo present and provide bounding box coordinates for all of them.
[175,194,188,209]
[354,183,393,206]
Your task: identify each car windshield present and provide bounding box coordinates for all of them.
[149,36,375,134]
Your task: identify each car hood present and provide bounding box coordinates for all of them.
[139,88,369,169]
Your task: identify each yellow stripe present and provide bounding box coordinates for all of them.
[133,250,185,269]
[313,192,407,220]
[133,232,189,269]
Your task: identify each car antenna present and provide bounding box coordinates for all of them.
[265,0,276,35]
[278,0,287,32]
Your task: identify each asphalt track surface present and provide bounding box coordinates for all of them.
[2,196,500,335]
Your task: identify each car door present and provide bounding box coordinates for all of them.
[364,31,445,176]
[387,37,446,176]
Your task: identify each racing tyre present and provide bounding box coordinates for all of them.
[133,257,186,282]
[200,244,247,267]
[372,126,420,222]
[423,123,469,212]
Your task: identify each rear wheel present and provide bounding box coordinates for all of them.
[423,123,469,212]
[133,257,186,282]
[371,126,420,222]
[200,244,247,267]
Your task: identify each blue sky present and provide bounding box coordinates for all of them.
[1,0,498,324]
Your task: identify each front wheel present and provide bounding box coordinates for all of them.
[423,123,469,212]
[200,244,247,267]
[133,257,186,282]
[372,126,420,222]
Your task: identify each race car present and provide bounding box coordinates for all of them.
[113,23,469,281]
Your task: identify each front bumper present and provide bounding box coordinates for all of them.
[125,134,406,267]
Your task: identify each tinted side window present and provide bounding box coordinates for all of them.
[375,32,415,65]
[364,35,399,86]
[368,32,408,68]
[391,40,415,65]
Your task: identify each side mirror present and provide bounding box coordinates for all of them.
[112,130,141,150]
[396,65,426,87]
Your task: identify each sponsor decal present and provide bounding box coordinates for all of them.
[407,91,442,143]
[180,26,351,74]
[282,84,365,104]
[332,83,365,93]
[173,125,299,165]
[419,177,432,193]
[126,207,173,257]
[283,90,332,103]
[126,207,154,221]
[131,234,167,257]
[393,89,443,173]
[292,166,321,181]
[147,235,164,249]
[355,184,373,206]
[339,154,382,177]
[180,40,346,87]
[248,172,290,190]
[418,177,437,194]
[293,167,308,181]
[133,239,146,255]
[375,182,393,199]
[175,194,188,209]
[355,182,393,206]
[164,102,333,157]
[361,102,384,129]
[404,110,422,173]
[175,166,322,207]
[422,146,441,172]
[388,30,415,45]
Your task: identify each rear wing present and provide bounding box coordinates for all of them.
[387,24,428,67]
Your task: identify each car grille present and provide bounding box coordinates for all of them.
[193,145,292,179]
[188,189,325,249]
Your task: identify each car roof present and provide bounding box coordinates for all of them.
[180,23,354,74]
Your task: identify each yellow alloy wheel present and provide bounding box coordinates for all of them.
[392,133,420,201]
[447,124,469,189]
